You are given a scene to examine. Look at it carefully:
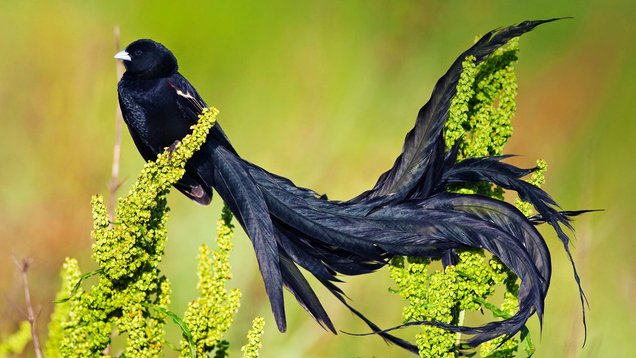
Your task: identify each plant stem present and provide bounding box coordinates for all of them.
[13,257,43,358]
[104,26,125,355]
[108,25,124,219]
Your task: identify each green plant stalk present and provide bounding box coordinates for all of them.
[47,107,266,357]
[48,108,218,356]
[0,321,32,357]
[241,317,266,358]
[179,205,242,356]
[389,39,543,357]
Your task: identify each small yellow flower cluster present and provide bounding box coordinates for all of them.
[241,317,266,358]
[45,258,80,357]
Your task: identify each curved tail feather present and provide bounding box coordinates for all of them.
[242,155,550,347]
[441,155,589,333]
[192,18,588,353]
[350,19,563,204]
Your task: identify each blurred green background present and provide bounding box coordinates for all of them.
[1,1,634,356]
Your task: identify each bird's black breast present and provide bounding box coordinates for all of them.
[118,76,195,157]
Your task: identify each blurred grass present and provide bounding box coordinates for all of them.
[1,1,634,356]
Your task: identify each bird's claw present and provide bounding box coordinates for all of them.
[167,140,180,159]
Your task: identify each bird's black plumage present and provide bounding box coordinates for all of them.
[116,19,587,353]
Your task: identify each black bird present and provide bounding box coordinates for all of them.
[115,19,587,353]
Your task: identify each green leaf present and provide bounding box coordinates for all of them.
[54,269,102,303]
[474,297,511,319]
[149,305,196,358]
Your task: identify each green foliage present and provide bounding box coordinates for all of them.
[180,207,241,356]
[445,38,519,160]
[55,108,217,356]
[44,108,265,356]
[390,39,545,357]
[45,258,81,357]
[514,159,547,217]
[0,321,31,357]
[241,317,265,358]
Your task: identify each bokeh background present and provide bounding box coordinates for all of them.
[1,1,634,357]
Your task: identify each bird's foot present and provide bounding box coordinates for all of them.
[167,140,180,159]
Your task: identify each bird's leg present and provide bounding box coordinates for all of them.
[167,140,180,159]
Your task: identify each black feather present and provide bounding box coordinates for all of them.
[350,19,562,205]
[441,155,589,330]
[210,145,286,332]
[279,255,335,333]
[116,19,590,354]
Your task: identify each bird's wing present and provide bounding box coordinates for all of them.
[166,73,208,125]
[167,74,239,156]
[350,19,562,204]
[164,74,243,204]
[124,119,162,161]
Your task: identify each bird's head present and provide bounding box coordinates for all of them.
[114,39,178,79]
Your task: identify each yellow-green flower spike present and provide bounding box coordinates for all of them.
[45,258,81,358]
[0,321,32,357]
[241,317,266,358]
[51,108,218,356]
[180,207,241,356]
[391,38,538,356]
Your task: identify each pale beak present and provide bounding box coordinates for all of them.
[114,50,131,61]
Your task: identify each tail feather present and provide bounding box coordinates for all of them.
[441,155,588,329]
[366,204,546,346]
[420,193,551,293]
[275,218,342,282]
[529,209,599,224]
[350,19,561,204]
[345,304,534,348]
[276,218,384,277]
[320,278,420,354]
[210,145,287,332]
[279,255,336,333]
[244,155,548,346]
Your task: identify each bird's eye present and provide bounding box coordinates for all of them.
[134,50,143,56]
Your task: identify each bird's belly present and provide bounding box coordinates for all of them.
[143,106,192,149]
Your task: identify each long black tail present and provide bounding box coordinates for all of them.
[196,18,587,354]
[241,156,552,347]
